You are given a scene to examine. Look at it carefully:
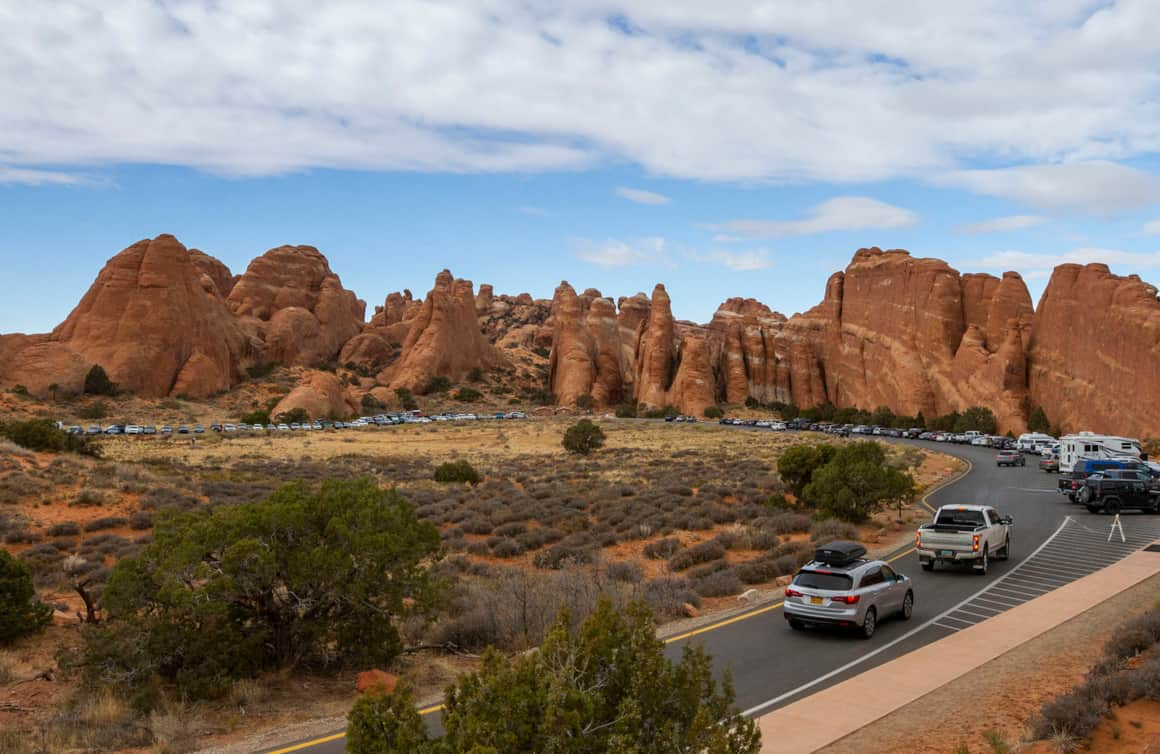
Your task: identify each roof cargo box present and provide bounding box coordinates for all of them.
[813,541,867,567]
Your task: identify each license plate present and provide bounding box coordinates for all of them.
[940,550,954,557]
[810,596,824,605]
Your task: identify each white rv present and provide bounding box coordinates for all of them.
[1016,433,1055,453]
[1059,432,1144,473]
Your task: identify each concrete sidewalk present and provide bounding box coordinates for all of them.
[757,543,1160,754]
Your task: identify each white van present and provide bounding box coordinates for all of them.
[1016,433,1055,453]
[1059,432,1144,473]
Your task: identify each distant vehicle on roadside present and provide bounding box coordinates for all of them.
[1039,456,1060,473]
[1059,432,1145,473]
[1016,432,1056,454]
[193,425,205,434]
[995,450,1024,467]
[916,505,1012,575]
[1076,470,1159,514]
[783,541,914,639]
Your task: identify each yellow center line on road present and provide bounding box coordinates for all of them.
[264,732,346,754]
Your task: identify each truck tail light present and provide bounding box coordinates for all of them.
[972,534,980,552]
[915,532,921,548]
[785,587,802,598]
[831,594,860,604]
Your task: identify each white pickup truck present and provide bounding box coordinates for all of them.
[915,505,1012,575]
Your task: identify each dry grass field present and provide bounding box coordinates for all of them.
[0,416,963,753]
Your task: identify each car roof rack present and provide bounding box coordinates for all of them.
[812,540,867,567]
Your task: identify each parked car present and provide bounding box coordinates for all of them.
[193,425,205,434]
[783,541,914,639]
[177,425,190,434]
[1039,456,1060,473]
[995,450,1025,467]
[1077,470,1160,514]
[916,505,1012,574]
[1058,459,1149,502]
[160,425,173,434]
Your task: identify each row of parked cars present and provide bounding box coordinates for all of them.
[64,411,530,437]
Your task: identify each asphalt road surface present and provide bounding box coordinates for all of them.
[265,437,1158,754]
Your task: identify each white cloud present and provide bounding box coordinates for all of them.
[576,237,668,267]
[1144,219,1160,234]
[722,197,917,238]
[615,187,670,205]
[0,166,87,186]
[979,247,1160,273]
[939,162,1160,213]
[692,249,772,271]
[956,215,1048,234]
[1,2,1160,188]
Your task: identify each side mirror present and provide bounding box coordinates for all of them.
[1000,516,1013,525]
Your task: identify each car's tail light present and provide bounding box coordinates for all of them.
[785,587,802,598]
[831,594,860,604]
[972,534,980,552]
[915,532,921,548]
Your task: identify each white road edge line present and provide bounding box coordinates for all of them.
[954,608,998,620]
[741,517,1072,718]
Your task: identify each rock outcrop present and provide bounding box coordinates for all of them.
[707,299,788,405]
[270,370,358,420]
[1029,264,1160,437]
[228,245,365,367]
[634,285,676,409]
[546,284,626,406]
[45,235,252,397]
[384,270,504,392]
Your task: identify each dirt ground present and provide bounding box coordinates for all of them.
[816,572,1160,754]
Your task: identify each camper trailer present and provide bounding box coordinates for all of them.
[1060,432,1145,473]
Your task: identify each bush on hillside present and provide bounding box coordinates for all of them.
[0,550,53,644]
[434,460,481,485]
[803,442,915,523]
[83,364,117,396]
[562,419,605,456]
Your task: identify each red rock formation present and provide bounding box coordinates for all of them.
[1029,264,1160,437]
[707,298,788,405]
[270,370,358,420]
[228,245,365,367]
[385,270,504,392]
[546,284,626,406]
[475,284,494,316]
[667,331,716,416]
[338,332,396,373]
[189,249,238,298]
[634,285,676,409]
[47,235,252,397]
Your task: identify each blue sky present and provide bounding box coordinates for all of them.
[3,2,1160,334]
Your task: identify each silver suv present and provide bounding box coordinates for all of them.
[784,544,914,639]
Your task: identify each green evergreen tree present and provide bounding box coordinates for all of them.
[347,681,430,754]
[83,364,117,396]
[562,419,606,455]
[0,550,52,644]
[804,442,916,523]
[777,444,837,498]
[1027,406,1051,433]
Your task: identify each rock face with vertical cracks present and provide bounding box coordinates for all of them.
[546,283,626,407]
[1029,264,1160,437]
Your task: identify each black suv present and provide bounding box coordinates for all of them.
[1077,470,1160,514]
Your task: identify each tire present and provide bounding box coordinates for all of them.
[997,536,1011,561]
[1104,498,1122,515]
[900,591,914,621]
[921,561,934,572]
[860,607,877,639]
[974,546,989,575]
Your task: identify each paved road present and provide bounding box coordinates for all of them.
[265,438,1156,754]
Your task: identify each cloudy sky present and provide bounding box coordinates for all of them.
[3,0,1160,332]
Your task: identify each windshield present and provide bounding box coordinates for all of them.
[934,509,985,527]
[794,571,854,591]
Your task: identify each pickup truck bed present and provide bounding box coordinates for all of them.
[916,505,1012,575]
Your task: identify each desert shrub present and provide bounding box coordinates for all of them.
[804,442,915,523]
[347,679,429,754]
[1031,687,1106,741]
[533,543,595,569]
[71,489,110,507]
[78,401,109,420]
[0,419,99,456]
[642,578,701,619]
[423,376,452,394]
[395,387,419,411]
[575,394,596,411]
[494,522,527,538]
[693,567,743,597]
[4,529,40,544]
[954,406,998,435]
[736,558,782,584]
[562,419,606,456]
[1027,406,1051,434]
[643,537,682,559]
[703,405,724,419]
[606,561,642,583]
[688,560,729,580]
[453,387,482,403]
[275,407,310,425]
[83,364,117,396]
[761,512,812,534]
[810,519,858,543]
[461,517,494,535]
[516,528,563,550]
[129,511,154,530]
[750,529,781,550]
[490,538,525,558]
[81,479,443,700]
[434,460,481,485]
[84,516,128,533]
[777,444,837,497]
[668,539,726,571]
[641,405,678,419]
[240,410,270,426]
[245,362,281,380]
[0,550,53,643]
[1105,610,1160,662]
[467,541,491,556]
[48,521,81,537]
[139,487,199,511]
[614,402,638,418]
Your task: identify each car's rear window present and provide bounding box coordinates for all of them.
[794,571,854,591]
[935,510,985,527]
